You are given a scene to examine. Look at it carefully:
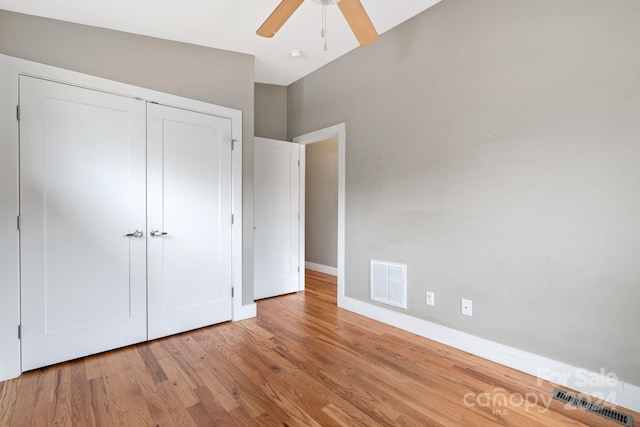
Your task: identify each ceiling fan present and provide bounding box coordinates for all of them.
[256,0,378,47]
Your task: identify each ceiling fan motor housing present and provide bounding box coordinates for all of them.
[312,0,342,5]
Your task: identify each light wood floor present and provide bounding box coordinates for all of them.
[0,270,637,426]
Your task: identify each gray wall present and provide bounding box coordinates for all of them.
[305,137,339,268]
[288,0,640,385]
[0,10,256,304]
[255,83,287,140]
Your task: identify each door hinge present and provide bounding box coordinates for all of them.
[297,160,300,167]
[297,266,300,273]
[231,214,234,225]
[231,139,237,150]
[231,287,234,298]
[16,106,20,121]
[18,325,21,340]
[17,215,20,231]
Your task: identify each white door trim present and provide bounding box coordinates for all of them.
[292,123,346,301]
[298,144,306,291]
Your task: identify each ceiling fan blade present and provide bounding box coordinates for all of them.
[257,0,305,38]
[337,0,378,46]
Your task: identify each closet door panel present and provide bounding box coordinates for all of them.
[147,104,233,340]
[20,76,147,370]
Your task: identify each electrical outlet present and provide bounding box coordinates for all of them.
[426,291,435,306]
[461,298,472,316]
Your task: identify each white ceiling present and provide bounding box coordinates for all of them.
[0,0,441,85]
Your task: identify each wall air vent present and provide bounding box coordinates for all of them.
[370,260,407,309]
[551,389,633,426]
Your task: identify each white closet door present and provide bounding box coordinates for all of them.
[20,76,147,371]
[147,104,233,340]
[254,137,301,300]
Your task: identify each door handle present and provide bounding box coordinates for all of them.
[125,230,144,238]
[150,230,168,237]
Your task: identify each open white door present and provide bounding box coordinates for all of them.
[20,76,148,370]
[254,137,301,300]
[147,104,233,340]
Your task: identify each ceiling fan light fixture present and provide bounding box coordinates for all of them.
[311,0,341,5]
[288,49,303,58]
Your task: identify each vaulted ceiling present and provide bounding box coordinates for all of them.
[0,0,441,85]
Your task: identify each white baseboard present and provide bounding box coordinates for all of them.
[305,261,338,276]
[339,295,640,414]
[234,303,257,321]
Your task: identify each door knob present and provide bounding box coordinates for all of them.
[124,230,144,238]
[150,230,168,237]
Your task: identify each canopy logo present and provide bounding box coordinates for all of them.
[462,387,552,415]
[462,368,621,417]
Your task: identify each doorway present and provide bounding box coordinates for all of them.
[293,123,346,304]
[302,136,338,276]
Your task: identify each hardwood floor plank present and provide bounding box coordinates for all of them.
[158,380,197,427]
[186,402,216,427]
[88,377,114,427]
[125,344,163,397]
[6,372,36,426]
[51,365,73,427]
[1,269,638,426]
[84,354,104,381]
[159,335,208,390]
[189,385,238,426]
[196,332,303,425]
[29,367,59,427]
[226,406,261,427]
[137,345,169,385]
[70,361,95,426]
[321,403,379,427]
[258,381,324,427]
[0,379,19,426]
[234,335,342,425]
[100,348,154,426]
[141,385,176,427]
[271,343,403,425]
[305,269,337,286]
[190,362,240,413]
[158,357,200,408]
[148,338,172,362]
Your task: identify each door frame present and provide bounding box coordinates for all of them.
[0,54,251,381]
[292,123,346,304]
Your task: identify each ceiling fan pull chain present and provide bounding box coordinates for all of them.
[322,0,328,51]
[320,1,324,37]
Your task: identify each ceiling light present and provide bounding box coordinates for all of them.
[288,49,303,58]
